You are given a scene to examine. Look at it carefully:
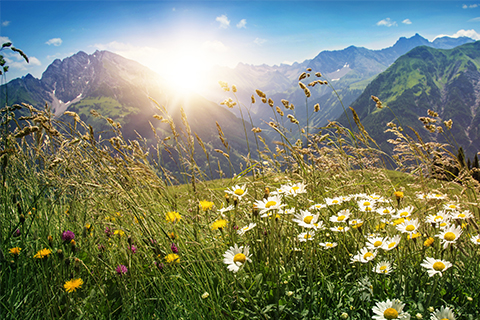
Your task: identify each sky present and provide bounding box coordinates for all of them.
[1,0,480,88]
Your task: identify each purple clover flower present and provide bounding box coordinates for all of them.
[171,243,179,254]
[13,229,21,237]
[130,245,137,254]
[61,230,75,242]
[116,264,128,275]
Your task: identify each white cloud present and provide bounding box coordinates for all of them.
[469,17,480,21]
[254,38,267,45]
[402,19,412,25]
[376,18,397,27]
[172,7,176,11]
[236,19,247,29]
[4,54,41,71]
[2,21,11,27]
[0,36,11,44]
[216,15,230,29]
[46,38,63,46]
[463,3,479,8]
[201,40,229,53]
[434,29,480,40]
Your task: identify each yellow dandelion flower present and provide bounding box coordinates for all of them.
[211,219,227,231]
[34,248,52,259]
[199,200,214,211]
[165,211,182,223]
[114,230,125,237]
[64,278,84,293]
[165,253,180,264]
[9,247,21,255]
[424,237,434,247]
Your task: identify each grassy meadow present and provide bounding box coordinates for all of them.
[1,70,480,320]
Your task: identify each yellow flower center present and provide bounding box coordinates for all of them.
[337,215,346,221]
[449,204,456,209]
[433,261,445,271]
[405,225,415,232]
[383,308,398,319]
[373,241,383,247]
[326,243,333,247]
[337,227,344,231]
[458,213,465,218]
[400,211,409,217]
[304,216,313,224]
[233,253,246,264]
[234,189,244,196]
[332,200,339,204]
[366,207,372,211]
[363,252,374,259]
[304,234,312,239]
[265,201,276,208]
[477,239,480,243]
[292,186,300,192]
[363,201,371,206]
[380,266,387,271]
[388,242,396,249]
[444,232,456,241]
[440,318,449,320]
[434,215,443,221]
[383,209,390,213]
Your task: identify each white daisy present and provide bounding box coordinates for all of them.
[420,257,452,277]
[298,231,315,242]
[383,235,401,251]
[430,305,455,320]
[351,247,377,264]
[373,261,393,274]
[319,242,337,249]
[426,192,447,200]
[396,218,421,235]
[286,182,307,197]
[292,209,321,229]
[324,197,343,206]
[392,206,415,219]
[223,244,252,273]
[426,211,451,226]
[225,184,248,200]
[372,299,410,320]
[376,207,395,216]
[330,225,350,233]
[329,209,351,223]
[366,236,387,250]
[357,199,376,212]
[237,223,256,236]
[309,203,327,210]
[443,203,460,211]
[451,210,473,220]
[254,195,285,214]
[436,225,462,249]
[470,234,480,245]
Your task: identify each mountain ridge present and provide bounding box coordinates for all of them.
[336,41,480,159]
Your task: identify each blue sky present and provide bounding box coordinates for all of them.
[1,0,480,83]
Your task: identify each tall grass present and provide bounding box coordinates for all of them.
[1,67,479,320]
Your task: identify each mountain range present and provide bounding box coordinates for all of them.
[1,50,259,179]
[337,40,480,160]
[203,33,475,132]
[1,33,478,177]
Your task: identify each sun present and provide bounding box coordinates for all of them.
[151,40,218,95]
